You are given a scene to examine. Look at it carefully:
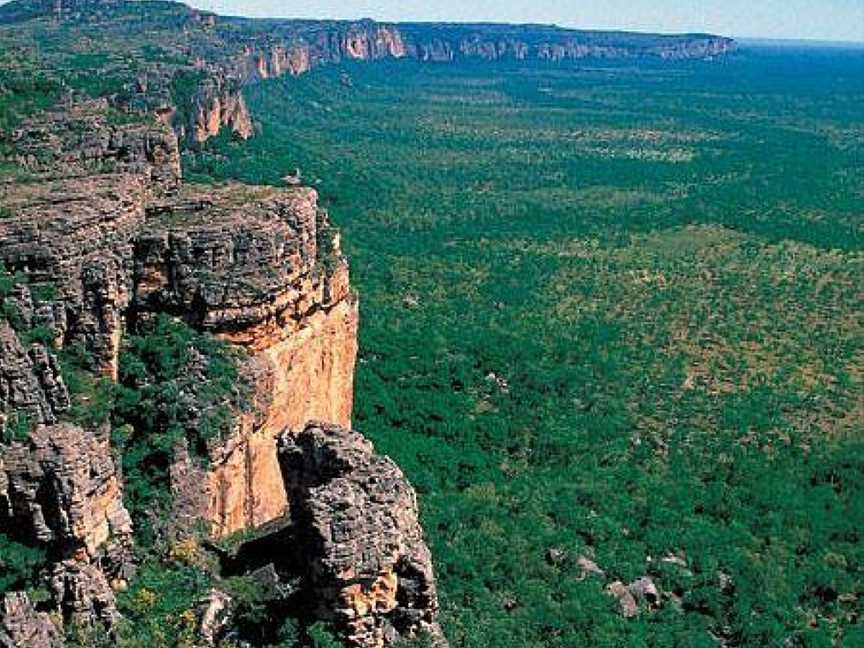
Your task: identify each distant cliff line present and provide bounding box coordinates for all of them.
[218,17,738,66]
[0,0,737,144]
[1,0,738,62]
[177,11,737,142]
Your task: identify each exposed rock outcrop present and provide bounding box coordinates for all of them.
[196,589,232,644]
[0,422,132,558]
[10,98,181,191]
[182,78,254,144]
[0,172,147,377]
[49,558,120,631]
[0,321,70,435]
[2,98,358,542]
[131,183,358,536]
[0,591,63,648]
[1,100,181,376]
[278,423,444,648]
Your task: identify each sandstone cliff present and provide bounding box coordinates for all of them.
[135,182,358,536]
[0,92,439,645]
[186,19,735,142]
[2,99,358,537]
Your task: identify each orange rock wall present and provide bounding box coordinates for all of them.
[206,295,358,536]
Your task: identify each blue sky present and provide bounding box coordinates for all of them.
[189,0,864,43]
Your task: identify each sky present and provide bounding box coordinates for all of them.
[188,0,864,43]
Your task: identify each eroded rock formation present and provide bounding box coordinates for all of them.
[0,93,367,639]
[134,183,358,536]
[0,592,62,648]
[0,422,132,558]
[180,78,254,144]
[10,97,181,190]
[0,321,70,434]
[273,423,444,648]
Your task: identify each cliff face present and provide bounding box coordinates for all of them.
[133,183,358,536]
[2,100,359,537]
[207,22,735,142]
[183,79,254,144]
[225,21,736,74]
[0,91,432,645]
[0,321,70,429]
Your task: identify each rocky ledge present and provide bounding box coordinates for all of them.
[0,94,439,646]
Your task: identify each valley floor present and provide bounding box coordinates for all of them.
[187,48,864,647]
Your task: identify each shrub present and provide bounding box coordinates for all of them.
[2,412,32,444]
[116,560,211,646]
[308,623,345,648]
[23,325,55,346]
[29,282,56,304]
[58,343,116,427]
[112,315,249,541]
[0,533,45,594]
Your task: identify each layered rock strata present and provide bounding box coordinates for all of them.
[134,183,358,536]
[0,422,132,558]
[2,135,358,541]
[0,320,70,433]
[276,423,444,648]
[0,97,365,637]
[179,78,254,144]
[10,97,181,191]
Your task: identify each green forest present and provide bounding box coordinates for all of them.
[183,48,864,646]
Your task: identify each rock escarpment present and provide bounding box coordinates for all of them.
[184,18,735,142]
[2,99,181,377]
[0,92,439,645]
[0,1,735,145]
[1,98,358,537]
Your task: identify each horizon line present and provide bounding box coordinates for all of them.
[205,8,864,45]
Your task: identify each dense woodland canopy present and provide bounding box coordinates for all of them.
[185,48,864,647]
